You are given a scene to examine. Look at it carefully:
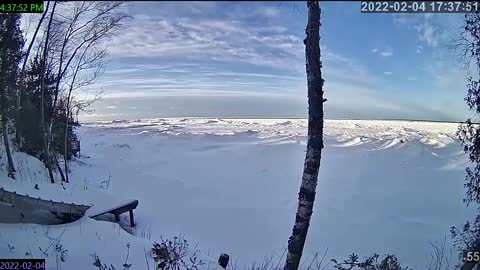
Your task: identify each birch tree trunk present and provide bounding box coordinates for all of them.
[40,1,57,183]
[0,15,20,179]
[284,2,325,270]
[63,114,70,183]
[1,115,16,179]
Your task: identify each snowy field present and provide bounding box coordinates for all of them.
[0,118,475,269]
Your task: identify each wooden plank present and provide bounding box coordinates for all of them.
[89,200,138,218]
[0,188,139,227]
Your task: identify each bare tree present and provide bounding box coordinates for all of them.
[284,2,326,270]
[47,1,127,131]
[35,1,127,182]
[63,42,107,182]
[40,1,58,183]
[426,236,452,270]
[15,1,50,144]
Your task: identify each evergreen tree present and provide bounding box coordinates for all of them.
[0,14,24,178]
[458,13,480,206]
[18,56,56,158]
[17,56,77,174]
[455,13,480,270]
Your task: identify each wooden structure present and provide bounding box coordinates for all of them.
[0,187,90,217]
[0,187,138,227]
[88,200,139,227]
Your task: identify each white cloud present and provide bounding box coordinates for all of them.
[380,50,393,57]
[383,71,393,76]
[108,13,304,72]
[105,68,142,75]
[392,14,408,26]
[372,47,393,57]
[414,21,438,47]
[393,13,462,49]
[105,2,388,104]
[255,6,280,18]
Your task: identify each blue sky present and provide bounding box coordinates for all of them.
[90,1,471,121]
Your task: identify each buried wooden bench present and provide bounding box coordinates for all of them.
[89,200,139,227]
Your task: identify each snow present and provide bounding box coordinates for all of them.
[0,118,475,269]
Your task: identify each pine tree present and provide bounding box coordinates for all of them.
[0,14,24,179]
[18,56,56,158]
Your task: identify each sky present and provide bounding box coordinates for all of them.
[79,1,473,121]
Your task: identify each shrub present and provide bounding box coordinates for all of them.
[331,253,411,270]
[152,236,204,270]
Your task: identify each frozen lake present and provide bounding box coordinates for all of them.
[66,118,474,269]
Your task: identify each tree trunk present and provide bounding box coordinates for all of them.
[54,154,66,182]
[63,105,71,183]
[40,1,57,184]
[1,115,16,179]
[284,2,325,270]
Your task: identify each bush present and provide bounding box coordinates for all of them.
[331,253,411,270]
[152,236,204,270]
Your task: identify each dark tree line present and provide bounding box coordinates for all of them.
[456,12,480,270]
[0,2,128,183]
[0,14,23,178]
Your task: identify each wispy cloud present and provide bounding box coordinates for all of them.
[414,19,438,47]
[372,47,393,57]
[392,13,462,49]
[85,2,470,121]
[380,50,393,57]
[109,13,304,72]
[102,2,387,104]
[372,48,393,57]
[255,6,281,18]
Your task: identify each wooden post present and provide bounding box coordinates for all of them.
[129,209,135,227]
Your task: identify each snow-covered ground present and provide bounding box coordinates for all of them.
[0,118,475,269]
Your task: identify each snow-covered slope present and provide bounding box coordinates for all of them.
[0,118,474,269]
